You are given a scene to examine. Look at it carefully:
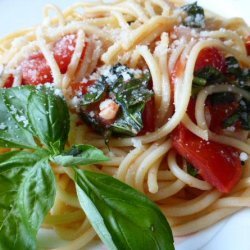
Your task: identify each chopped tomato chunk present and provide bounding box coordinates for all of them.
[53,34,89,74]
[21,34,88,86]
[71,81,95,96]
[171,124,242,193]
[4,75,14,88]
[245,36,250,56]
[195,47,226,72]
[207,101,240,133]
[53,34,76,74]
[21,53,53,85]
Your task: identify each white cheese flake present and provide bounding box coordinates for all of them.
[0,123,7,130]
[240,152,248,162]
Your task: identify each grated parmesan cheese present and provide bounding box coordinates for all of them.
[240,152,249,162]
[0,123,7,130]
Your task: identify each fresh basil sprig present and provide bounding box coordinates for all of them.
[0,86,174,250]
[0,86,108,249]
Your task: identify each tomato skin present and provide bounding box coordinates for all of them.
[187,98,239,133]
[171,124,242,193]
[21,34,88,86]
[195,47,226,72]
[207,101,240,133]
[53,34,76,74]
[21,53,53,85]
[139,97,155,135]
[245,36,250,56]
[4,75,14,88]
[70,81,95,96]
[54,34,88,74]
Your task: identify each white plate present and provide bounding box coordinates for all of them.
[0,1,250,249]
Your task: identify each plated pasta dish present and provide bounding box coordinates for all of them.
[0,0,250,249]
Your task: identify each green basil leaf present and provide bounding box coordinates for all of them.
[52,144,109,166]
[111,102,145,136]
[222,98,250,130]
[109,68,152,136]
[0,149,49,173]
[209,92,236,105]
[27,87,70,154]
[194,66,225,84]
[3,86,34,132]
[225,56,242,76]
[182,2,205,28]
[192,67,226,96]
[238,99,250,130]
[112,73,152,109]
[81,80,106,106]
[223,113,240,128]
[192,77,207,87]
[187,163,198,177]
[225,56,250,91]
[75,169,174,250]
[0,89,37,149]
[0,158,56,250]
[18,160,56,237]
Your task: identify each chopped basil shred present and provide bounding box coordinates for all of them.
[181,2,205,28]
[223,99,250,130]
[192,66,225,95]
[225,56,250,91]
[209,92,236,106]
[192,56,250,130]
[80,64,153,138]
[0,86,174,250]
[81,80,107,106]
[187,163,198,177]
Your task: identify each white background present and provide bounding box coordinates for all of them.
[0,1,250,250]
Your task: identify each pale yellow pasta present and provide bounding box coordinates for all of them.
[0,0,250,249]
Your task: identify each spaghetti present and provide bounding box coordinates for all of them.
[0,0,250,249]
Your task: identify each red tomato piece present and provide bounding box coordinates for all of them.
[171,124,242,193]
[245,36,250,56]
[139,97,155,135]
[53,34,77,74]
[70,81,95,96]
[194,47,226,72]
[4,75,14,88]
[207,101,240,133]
[53,34,88,74]
[21,52,53,85]
[21,34,88,85]
[186,98,239,133]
